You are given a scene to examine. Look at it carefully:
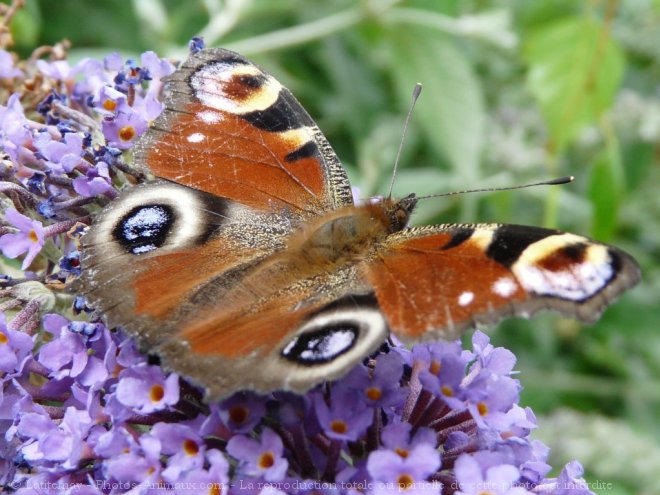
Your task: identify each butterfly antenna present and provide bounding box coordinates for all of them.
[387,83,423,199]
[415,175,575,201]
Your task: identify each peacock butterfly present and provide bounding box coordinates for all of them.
[79,48,641,401]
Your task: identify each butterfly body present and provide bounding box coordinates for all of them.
[80,48,640,400]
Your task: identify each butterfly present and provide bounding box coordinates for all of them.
[79,48,641,401]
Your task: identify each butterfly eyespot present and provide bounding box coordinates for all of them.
[238,73,266,89]
[112,204,175,255]
[281,325,359,365]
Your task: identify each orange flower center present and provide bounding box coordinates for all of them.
[112,363,123,378]
[103,99,117,111]
[397,473,414,490]
[395,447,409,458]
[183,439,199,456]
[118,125,136,142]
[0,332,8,345]
[477,401,488,416]
[28,230,39,243]
[365,387,382,401]
[208,484,222,495]
[258,451,275,469]
[330,420,348,434]
[430,360,441,375]
[229,405,248,424]
[441,385,453,397]
[149,384,165,402]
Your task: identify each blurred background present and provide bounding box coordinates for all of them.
[7,0,660,493]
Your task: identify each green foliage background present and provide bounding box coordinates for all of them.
[9,1,660,493]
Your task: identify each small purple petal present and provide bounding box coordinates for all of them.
[115,365,179,414]
[0,49,23,78]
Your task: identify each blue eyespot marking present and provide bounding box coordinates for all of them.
[113,204,174,255]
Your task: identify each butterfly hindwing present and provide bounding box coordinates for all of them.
[156,288,389,399]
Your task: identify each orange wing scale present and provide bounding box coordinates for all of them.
[181,291,310,358]
[143,105,327,213]
[365,234,526,338]
[132,238,263,320]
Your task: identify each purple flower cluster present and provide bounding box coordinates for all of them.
[0,44,174,273]
[0,42,597,494]
[1,312,593,495]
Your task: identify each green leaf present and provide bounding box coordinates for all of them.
[384,26,485,182]
[355,115,417,196]
[318,37,387,142]
[36,0,145,51]
[515,0,581,29]
[588,137,623,241]
[10,0,42,50]
[408,0,461,16]
[524,16,625,152]
[622,141,654,192]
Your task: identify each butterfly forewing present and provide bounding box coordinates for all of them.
[134,48,354,214]
[364,223,640,342]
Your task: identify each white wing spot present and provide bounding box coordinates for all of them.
[187,132,205,143]
[493,277,517,298]
[198,110,223,124]
[458,291,474,307]
[191,62,240,112]
[515,262,612,301]
[191,63,282,113]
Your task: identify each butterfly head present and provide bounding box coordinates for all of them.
[382,193,418,233]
